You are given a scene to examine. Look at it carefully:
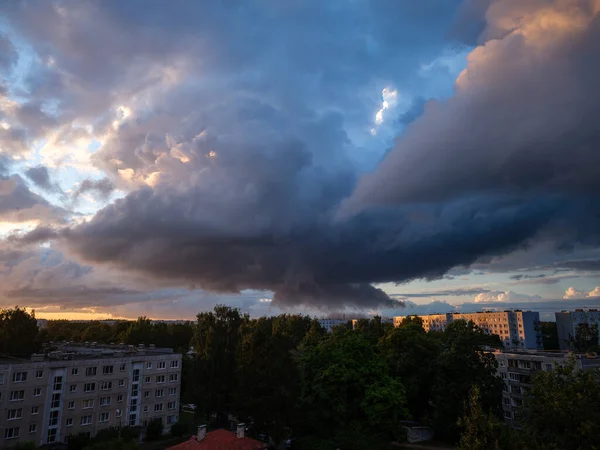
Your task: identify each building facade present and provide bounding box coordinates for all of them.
[494,350,600,422]
[318,319,350,333]
[555,309,600,350]
[0,344,182,448]
[393,311,543,350]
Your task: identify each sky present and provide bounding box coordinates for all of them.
[1,0,600,321]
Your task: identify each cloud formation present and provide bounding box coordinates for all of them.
[1,0,600,315]
[563,286,600,299]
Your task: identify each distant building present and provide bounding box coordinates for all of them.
[168,424,264,450]
[393,311,543,350]
[494,350,600,422]
[0,343,181,448]
[555,309,600,350]
[318,319,350,333]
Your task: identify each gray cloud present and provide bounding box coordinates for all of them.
[0,174,65,223]
[72,178,115,202]
[25,165,61,192]
[391,288,491,298]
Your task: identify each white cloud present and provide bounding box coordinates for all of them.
[564,286,600,299]
[473,290,542,303]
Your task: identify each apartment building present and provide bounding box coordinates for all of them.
[318,319,350,333]
[392,311,543,350]
[555,309,600,350]
[494,350,600,422]
[0,343,182,448]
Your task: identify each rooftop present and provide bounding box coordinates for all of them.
[167,429,264,450]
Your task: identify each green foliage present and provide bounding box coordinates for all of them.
[298,330,407,439]
[520,359,600,450]
[570,323,600,353]
[457,385,519,450]
[145,418,164,441]
[0,306,40,357]
[431,320,503,442]
[540,321,559,350]
[67,432,91,450]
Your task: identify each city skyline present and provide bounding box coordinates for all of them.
[1,0,600,320]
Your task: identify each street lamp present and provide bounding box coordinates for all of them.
[116,409,122,439]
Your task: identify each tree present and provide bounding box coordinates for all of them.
[145,418,164,441]
[0,306,40,357]
[171,421,190,438]
[570,323,599,352]
[13,442,37,450]
[123,317,155,345]
[540,321,559,350]
[457,385,518,450]
[298,329,407,442]
[431,320,503,442]
[520,359,600,450]
[84,438,138,450]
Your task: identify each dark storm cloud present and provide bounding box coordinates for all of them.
[391,288,491,298]
[25,165,59,192]
[0,174,65,223]
[72,178,115,201]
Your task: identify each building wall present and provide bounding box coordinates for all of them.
[0,350,181,448]
[555,310,600,350]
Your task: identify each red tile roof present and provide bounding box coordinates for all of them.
[168,429,264,450]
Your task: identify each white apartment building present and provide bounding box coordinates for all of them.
[0,343,182,448]
[555,309,600,350]
[392,311,543,350]
[318,319,350,333]
[494,350,600,422]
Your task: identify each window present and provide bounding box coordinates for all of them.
[29,424,37,433]
[503,397,510,406]
[84,383,96,393]
[169,374,178,382]
[10,390,25,401]
[70,384,77,392]
[100,381,113,390]
[53,376,63,391]
[168,387,177,396]
[131,385,139,397]
[49,410,59,426]
[102,365,114,375]
[66,418,73,427]
[155,389,164,398]
[34,387,42,396]
[100,396,111,406]
[144,376,151,383]
[117,394,124,403]
[4,428,19,439]
[130,399,137,412]
[51,393,61,408]
[12,372,27,383]
[504,411,512,419]
[68,401,75,409]
[146,362,152,369]
[132,369,140,382]
[170,360,179,368]
[47,428,57,443]
[546,363,553,371]
[99,412,110,423]
[119,379,125,387]
[144,391,150,399]
[156,375,165,384]
[167,415,177,424]
[81,415,92,426]
[120,364,126,372]
[7,409,22,420]
[158,361,166,369]
[143,406,149,412]
[85,367,97,376]
[32,406,39,415]
[36,369,44,378]
[509,372,520,381]
[83,399,95,409]
[0,373,4,384]
[154,403,163,412]
[71,368,79,376]
[168,401,176,410]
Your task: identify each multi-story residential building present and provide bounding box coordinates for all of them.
[318,319,350,333]
[392,311,543,350]
[0,343,182,448]
[494,350,600,422]
[555,309,600,350]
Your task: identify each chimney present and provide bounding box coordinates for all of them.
[236,423,245,439]
[197,425,207,441]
